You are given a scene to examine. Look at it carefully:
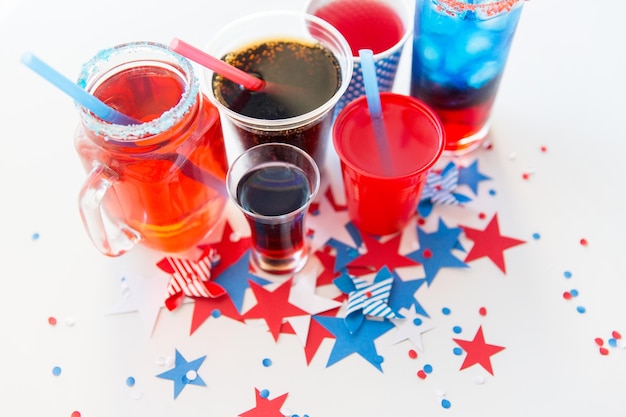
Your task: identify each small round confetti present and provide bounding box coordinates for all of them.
[576,306,586,314]
[478,212,486,220]
[32,232,40,240]
[417,370,427,379]
[563,291,572,300]
[422,248,433,259]
[408,349,418,359]
[52,366,62,376]
[423,364,433,374]
[608,338,618,348]
[532,233,541,240]
[579,238,588,246]
[569,289,579,297]
[259,389,270,398]
[126,376,136,387]
[599,347,609,356]
[452,325,462,334]
[478,307,487,316]
[211,309,222,318]
[185,370,197,381]
[48,316,57,326]
[522,172,531,180]
[612,330,622,340]
[453,347,463,356]
[441,399,452,409]
[473,375,486,385]
[64,317,76,327]
[563,271,572,279]
[262,358,272,367]
[71,412,81,417]
[413,318,423,326]
[594,337,604,346]
[442,307,451,315]
[540,145,548,153]
[488,189,496,196]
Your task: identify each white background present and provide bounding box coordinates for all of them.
[1,0,626,416]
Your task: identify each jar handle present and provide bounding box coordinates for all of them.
[78,164,140,256]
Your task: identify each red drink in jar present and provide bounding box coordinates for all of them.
[75,42,228,256]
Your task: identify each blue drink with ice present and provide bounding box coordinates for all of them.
[410,0,524,153]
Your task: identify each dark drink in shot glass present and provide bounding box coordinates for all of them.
[227,143,320,275]
[203,11,353,169]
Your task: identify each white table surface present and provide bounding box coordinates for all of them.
[2,0,626,416]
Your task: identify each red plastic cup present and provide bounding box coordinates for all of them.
[332,92,445,236]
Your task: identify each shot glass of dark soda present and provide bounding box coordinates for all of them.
[226,143,320,275]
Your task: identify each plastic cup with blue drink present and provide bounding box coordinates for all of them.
[306,0,412,117]
[411,0,525,154]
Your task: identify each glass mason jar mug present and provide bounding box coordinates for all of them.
[74,42,229,256]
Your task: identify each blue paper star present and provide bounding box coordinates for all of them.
[213,250,271,313]
[458,159,491,195]
[406,218,468,285]
[326,238,360,273]
[156,349,207,399]
[313,315,395,372]
[387,271,429,317]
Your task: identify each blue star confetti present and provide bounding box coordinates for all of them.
[458,159,491,195]
[313,315,395,372]
[156,349,207,399]
[406,218,468,285]
[213,250,271,313]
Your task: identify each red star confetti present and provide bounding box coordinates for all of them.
[157,253,226,311]
[197,221,251,277]
[239,388,289,417]
[453,325,506,375]
[243,278,309,342]
[347,232,419,276]
[461,213,526,274]
[313,246,343,286]
[189,294,244,335]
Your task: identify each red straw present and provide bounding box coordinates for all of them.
[169,37,265,92]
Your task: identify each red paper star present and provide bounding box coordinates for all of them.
[347,233,419,276]
[453,325,505,375]
[198,221,251,277]
[189,295,244,335]
[243,278,308,342]
[282,303,340,365]
[314,246,342,286]
[461,213,525,273]
[239,388,288,417]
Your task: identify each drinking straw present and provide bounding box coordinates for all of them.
[20,51,227,195]
[20,52,139,125]
[359,49,393,176]
[169,37,265,92]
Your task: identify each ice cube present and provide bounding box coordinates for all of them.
[417,39,444,71]
[465,33,493,55]
[467,60,501,88]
